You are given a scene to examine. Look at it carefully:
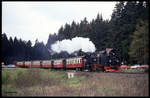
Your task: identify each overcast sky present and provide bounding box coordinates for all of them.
[2,1,117,46]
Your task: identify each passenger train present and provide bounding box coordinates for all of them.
[13,48,122,72]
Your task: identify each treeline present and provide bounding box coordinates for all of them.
[1,35,51,64]
[2,1,149,65]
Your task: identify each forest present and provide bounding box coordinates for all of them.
[2,1,149,65]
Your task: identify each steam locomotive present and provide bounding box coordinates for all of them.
[13,48,122,72]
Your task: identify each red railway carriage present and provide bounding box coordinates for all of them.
[66,57,84,68]
[16,61,24,67]
[24,61,32,68]
[53,59,64,68]
[32,61,41,68]
[41,60,52,68]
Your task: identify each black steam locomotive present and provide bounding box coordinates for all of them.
[84,48,121,72]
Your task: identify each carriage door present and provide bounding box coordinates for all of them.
[51,61,54,69]
[63,59,66,69]
[40,61,42,68]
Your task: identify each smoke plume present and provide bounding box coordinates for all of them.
[51,37,96,54]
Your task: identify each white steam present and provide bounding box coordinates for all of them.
[51,37,96,54]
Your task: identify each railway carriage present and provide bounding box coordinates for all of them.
[41,60,52,68]
[66,56,84,69]
[24,61,32,68]
[32,61,41,68]
[53,59,64,68]
[16,61,24,67]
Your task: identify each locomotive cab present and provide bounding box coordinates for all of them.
[83,56,91,71]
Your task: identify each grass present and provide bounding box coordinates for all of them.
[2,68,149,96]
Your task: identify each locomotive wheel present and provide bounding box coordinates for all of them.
[88,67,92,72]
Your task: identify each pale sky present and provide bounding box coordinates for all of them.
[2,1,117,46]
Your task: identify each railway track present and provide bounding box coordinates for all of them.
[65,69,147,74]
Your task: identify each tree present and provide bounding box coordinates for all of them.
[46,33,59,52]
[78,17,89,37]
[26,40,32,60]
[1,33,10,64]
[9,37,14,56]
[33,39,50,60]
[111,1,125,25]
[109,1,149,63]
[129,20,149,64]
[62,23,72,39]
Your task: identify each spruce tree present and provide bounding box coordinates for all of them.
[129,20,149,64]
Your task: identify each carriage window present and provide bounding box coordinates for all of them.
[71,60,72,64]
[71,59,73,64]
[68,60,70,64]
[59,60,62,64]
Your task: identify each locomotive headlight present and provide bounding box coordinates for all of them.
[109,60,111,62]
